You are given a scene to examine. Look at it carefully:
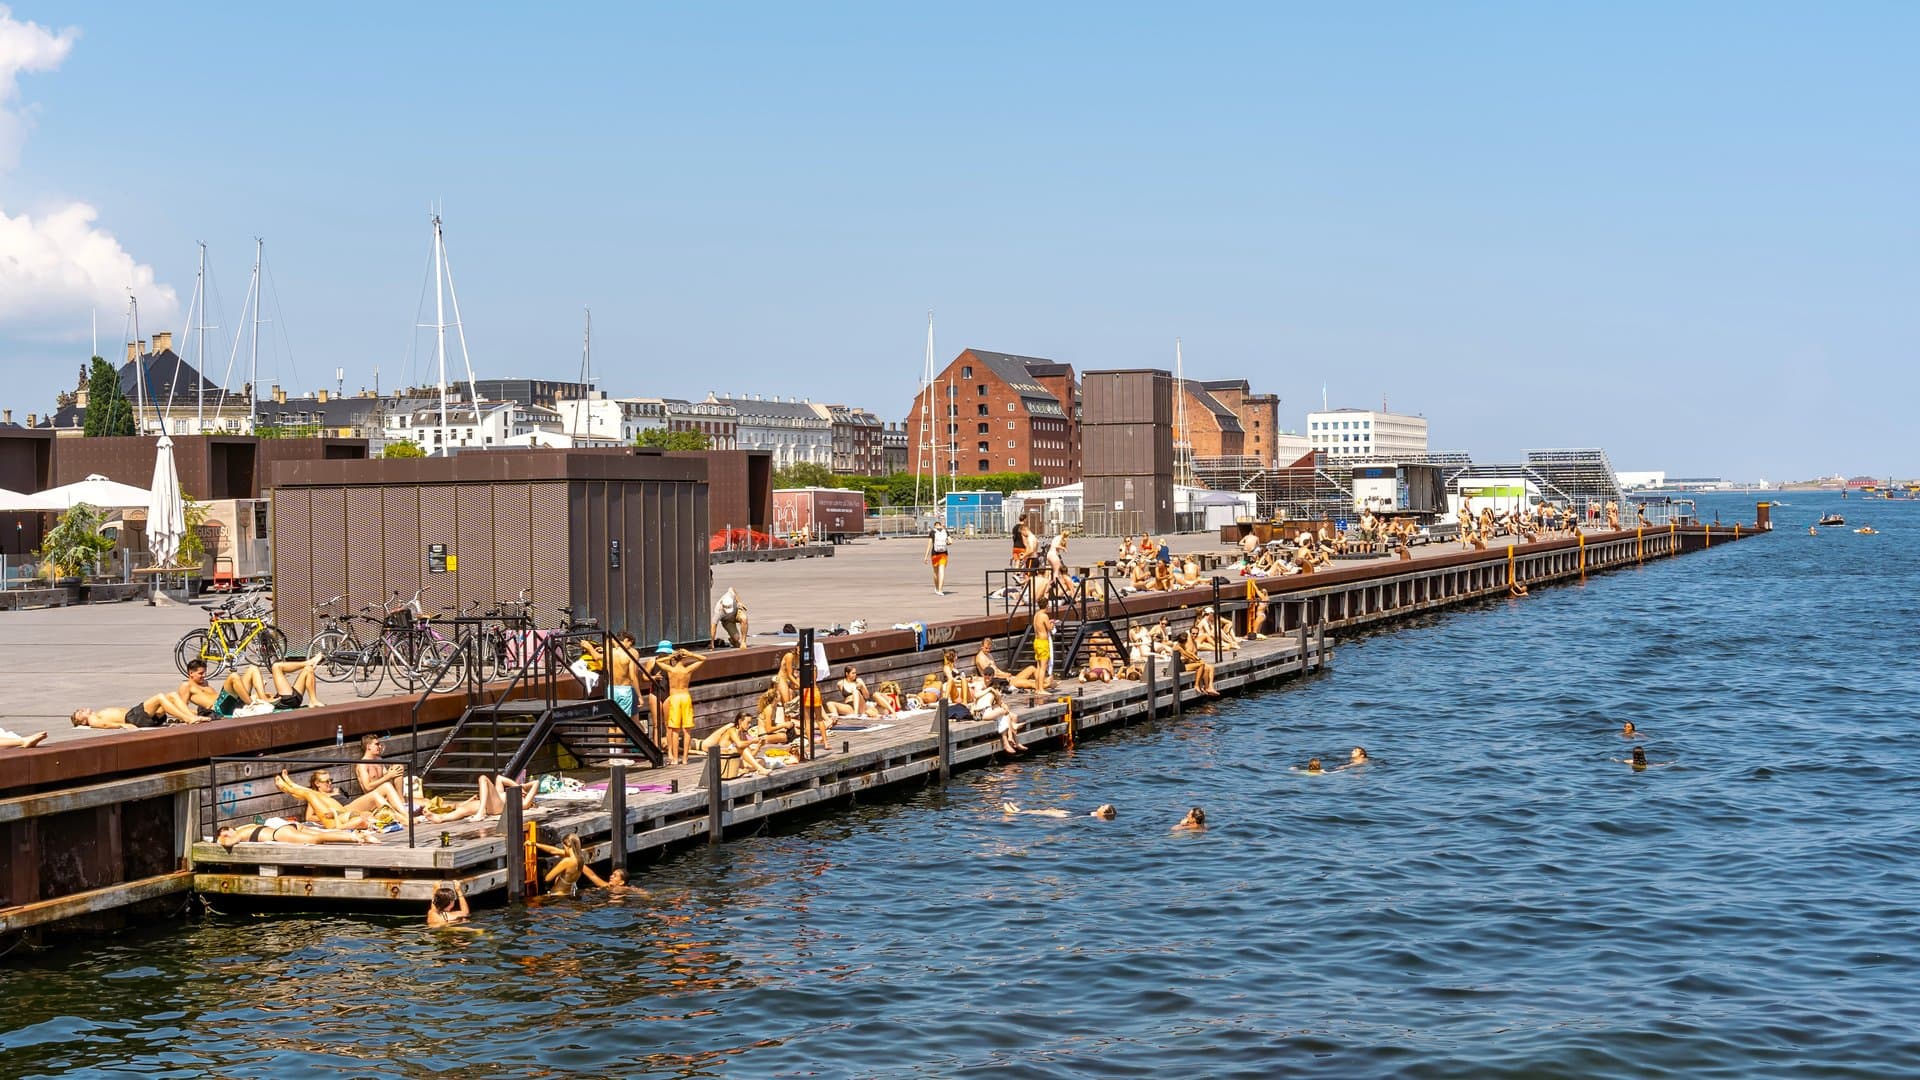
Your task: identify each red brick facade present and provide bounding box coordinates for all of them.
[904,349,1080,488]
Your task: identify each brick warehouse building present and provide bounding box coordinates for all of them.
[1196,379,1282,466]
[904,349,1080,488]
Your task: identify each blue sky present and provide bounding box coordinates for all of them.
[0,3,1914,479]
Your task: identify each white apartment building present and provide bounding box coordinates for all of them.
[553,393,666,444]
[1306,408,1429,461]
[708,395,833,467]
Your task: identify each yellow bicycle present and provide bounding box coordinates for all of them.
[174,593,288,676]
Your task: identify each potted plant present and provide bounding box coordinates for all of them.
[37,502,115,603]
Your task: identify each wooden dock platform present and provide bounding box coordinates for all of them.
[188,632,1327,906]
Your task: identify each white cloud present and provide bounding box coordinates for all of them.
[0,6,177,339]
[0,3,76,171]
[0,202,177,327]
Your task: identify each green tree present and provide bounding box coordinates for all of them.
[382,440,426,459]
[635,428,712,451]
[772,461,838,489]
[37,502,116,579]
[82,356,135,437]
[173,491,210,572]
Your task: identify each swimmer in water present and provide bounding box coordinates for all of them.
[1614,745,1673,771]
[1001,801,1071,818]
[1173,807,1207,831]
[1336,747,1370,770]
[1090,804,1117,820]
[427,882,469,927]
[1293,757,1325,775]
[1621,721,1641,739]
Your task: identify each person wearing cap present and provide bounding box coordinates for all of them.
[654,642,705,766]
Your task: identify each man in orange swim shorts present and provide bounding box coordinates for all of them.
[654,642,705,766]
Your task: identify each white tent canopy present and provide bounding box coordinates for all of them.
[20,474,156,511]
[0,486,29,512]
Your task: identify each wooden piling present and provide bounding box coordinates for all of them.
[608,760,628,870]
[502,795,525,903]
[704,747,723,844]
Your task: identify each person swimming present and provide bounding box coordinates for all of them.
[1090,804,1117,820]
[1621,721,1641,739]
[1615,745,1673,771]
[1294,757,1325,775]
[1001,801,1070,818]
[1336,747,1370,770]
[1173,807,1207,831]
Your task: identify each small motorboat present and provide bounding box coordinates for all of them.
[1817,514,1846,527]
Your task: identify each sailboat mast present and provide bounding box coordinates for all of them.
[195,242,207,432]
[248,238,262,434]
[915,311,935,507]
[433,213,449,454]
[576,306,591,440]
[130,295,144,434]
[1173,338,1190,487]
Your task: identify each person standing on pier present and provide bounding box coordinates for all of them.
[926,520,952,595]
[656,644,706,766]
[1031,607,1055,689]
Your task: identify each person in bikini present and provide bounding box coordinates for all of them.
[216,820,375,848]
[697,713,772,778]
[71,691,206,730]
[536,833,609,896]
[275,767,410,829]
[830,665,870,718]
[655,644,706,766]
[1173,632,1220,696]
[425,775,534,824]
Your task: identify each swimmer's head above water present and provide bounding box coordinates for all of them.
[1348,747,1369,765]
[1091,804,1117,820]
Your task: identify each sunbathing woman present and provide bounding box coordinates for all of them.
[698,713,771,779]
[216,819,375,848]
[916,673,944,708]
[868,681,904,717]
[537,833,609,896]
[0,727,48,748]
[276,768,410,829]
[425,775,533,824]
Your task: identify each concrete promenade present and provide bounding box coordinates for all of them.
[3,528,1561,747]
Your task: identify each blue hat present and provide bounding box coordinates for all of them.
[655,640,674,654]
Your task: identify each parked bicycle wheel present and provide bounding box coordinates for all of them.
[349,641,388,699]
[421,637,466,693]
[174,628,221,677]
[384,632,431,692]
[309,630,356,682]
[245,625,289,668]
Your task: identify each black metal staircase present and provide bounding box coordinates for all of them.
[412,626,664,793]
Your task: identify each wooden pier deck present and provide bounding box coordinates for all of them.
[188,631,1328,905]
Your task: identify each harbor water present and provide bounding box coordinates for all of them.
[4,494,1917,1078]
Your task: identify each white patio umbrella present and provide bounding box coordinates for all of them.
[0,486,31,511]
[24,474,155,511]
[147,437,187,569]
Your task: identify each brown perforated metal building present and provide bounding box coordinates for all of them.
[269,450,710,646]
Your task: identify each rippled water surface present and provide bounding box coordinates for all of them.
[5,494,1918,1078]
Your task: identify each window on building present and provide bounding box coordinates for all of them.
[978,458,990,470]
[977,423,989,434]
[946,385,955,397]
[1007,440,1016,449]
[1008,457,1016,467]
[962,365,973,378]
[977,385,987,397]
[978,441,989,452]
[1007,421,1015,430]
[1364,421,1371,429]
[977,404,989,416]
[1007,402,1016,412]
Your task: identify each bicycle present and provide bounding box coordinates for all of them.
[382,589,465,694]
[307,597,389,699]
[174,590,288,677]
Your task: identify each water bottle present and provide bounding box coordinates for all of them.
[335,724,344,748]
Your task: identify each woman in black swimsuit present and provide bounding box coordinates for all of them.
[216,821,375,849]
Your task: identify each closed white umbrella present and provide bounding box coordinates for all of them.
[147,436,186,569]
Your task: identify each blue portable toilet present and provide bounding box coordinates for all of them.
[944,491,1004,532]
